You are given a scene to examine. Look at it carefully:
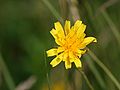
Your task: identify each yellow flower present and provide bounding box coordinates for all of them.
[46,20,97,69]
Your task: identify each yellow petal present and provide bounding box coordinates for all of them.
[69,51,75,62]
[64,20,70,35]
[50,54,63,67]
[79,37,97,49]
[74,58,82,68]
[76,24,86,37]
[66,26,75,39]
[76,49,86,58]
[46,48,58,57]
[70,33,86,50]
[66,24,86,48]
[57,47,64,53]
[63,52,68,61]
[65,60,71,69]
[54,22,65,38]
[55,22,63,32]
[50,28,57,38]
[74,20,82,30]
[50,29,65,45]
[77,49,86,55]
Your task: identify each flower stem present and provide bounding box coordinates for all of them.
[42,0,63,23]
[88,49,120,90]
[84,56,106,89]
[44,51,51,90]
[0,53,15,90]
[77,69,94,90]
[101,10,120,46]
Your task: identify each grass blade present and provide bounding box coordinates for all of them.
[88,49,120,90]
[84,56,106,89]
[42,0,63,23]
[44,51,51,90]
[101,11,120,46]
[0,53,15,90]
[77,69,94,90]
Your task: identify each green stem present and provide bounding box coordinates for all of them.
[77,69,94,90]
[84,56,106,89]
[101,10,120,46]
[44,51,51,90]
[88,49,120,90]
[0,53,15,90]
[42,0,63,23]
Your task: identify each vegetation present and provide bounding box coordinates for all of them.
[0,0,120,90]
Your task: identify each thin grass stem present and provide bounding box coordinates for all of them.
[44,51,51,90]
[101,10,120,46]
[77,69,94,90]
[0,53,15,90]
[42,0,63,23]
[88,49,120,90]
[84,56,106,89]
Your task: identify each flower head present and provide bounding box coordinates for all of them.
[47,20,97,69]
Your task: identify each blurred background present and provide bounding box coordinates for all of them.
[0,0,120,90]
